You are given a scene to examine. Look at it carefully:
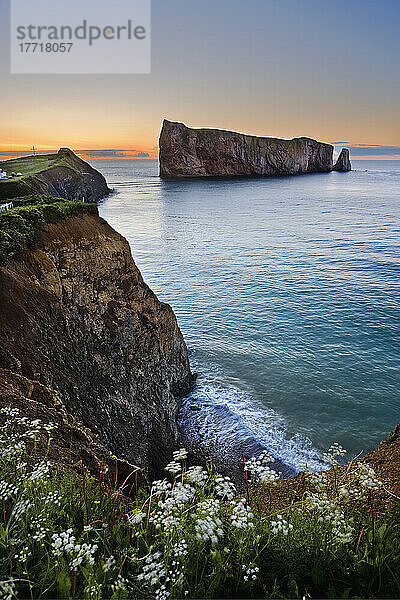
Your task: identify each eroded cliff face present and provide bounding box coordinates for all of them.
[159,120,335,178]
[0,213,194,479]
[0,369,140,488]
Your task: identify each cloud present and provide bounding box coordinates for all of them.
[334,145,400,159]
[0,149,156,161]
[76,150,153,159]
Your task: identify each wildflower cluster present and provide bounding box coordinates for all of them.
[184,465,208,484]
[0,481,18,501]
[323,443,347,466]
[245,450,279,484]
[357,463,382,491]
[307,493,353,544]
[165,461,182,476]
[195,499,224,544]
[0,408,395,600]
[230,498,254,529]
[242,564,259,582]
[0,579,16,600]
[52,529,98,569]
[270,513,293,536]
[215,475,236,500]
[138,551,166,586]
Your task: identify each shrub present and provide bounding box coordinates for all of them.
[0,196,98,257]
[0,409,399,599]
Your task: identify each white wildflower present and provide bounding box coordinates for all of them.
[165,461,182,476]
[230,498,254,529]
[323,443,347,466]
[155,585,170,600]
[102,555,116,573]
[184,465,208,484]
[1,441,26,459]
[128,510,146,525]
[171,482,195,505]
[151,480,172,496]
[12,499,32,521]
[51,529,97,569]
[307,492,353,544]
[0,481,18,501]
[172,448,188,461]
[111,576,128,594]
[84,583,101,599]
[195,499,223,544]
[310,471,328,491]
[30,461,50,482]
[172,539,188,558]
[357,463,382,491]
[270,513,293,536]
[45,490,62,507]
[30,514,50,541]
[215,476,236,500]
[245,451,279,484]
[138,551,166,586]
[0,579,16,600]
[151,506,180,531]
[16,546,31,562]
[70,542,98,570]
[242,563,259,582]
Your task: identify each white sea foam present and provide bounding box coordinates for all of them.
[179,369,327,474]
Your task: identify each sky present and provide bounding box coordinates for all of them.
[0,0,399,158]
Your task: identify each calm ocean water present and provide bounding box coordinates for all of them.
[95,158,400,471]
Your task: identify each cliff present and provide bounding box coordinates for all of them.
[0,369,140,488]
[0,148,110,202]
[159,120,351,178]
[0,212,195,479]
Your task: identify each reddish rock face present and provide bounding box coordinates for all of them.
[0,214,195,479]
[159,120,335,178]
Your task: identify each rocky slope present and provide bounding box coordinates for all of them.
[0,212,195,479]
[0,148,110,202]
[0,369,140,488]
[159,120,351,178]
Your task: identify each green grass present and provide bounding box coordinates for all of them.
[0,194,98,258]
[0,155,59,180]
[0,150,87,202]
[0,409,399,599]
[0,150,84,182]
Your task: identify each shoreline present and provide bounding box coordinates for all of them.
[178,421,297,492]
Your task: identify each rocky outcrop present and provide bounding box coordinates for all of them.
[0,213,195,479]
[159,120,336,178]
[0,148,111,202]
[0,369,141,489]
[333,148,351,172]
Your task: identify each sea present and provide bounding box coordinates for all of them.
[92,158,400,472]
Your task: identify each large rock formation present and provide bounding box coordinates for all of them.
[159,120,344,178]
[333,148,352,172]
[0,213,195,479]
[0,148,110,202]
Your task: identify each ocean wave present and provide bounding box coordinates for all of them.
[178,371,327,475]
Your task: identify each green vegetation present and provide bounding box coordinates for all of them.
[0,150,83,180]
[0,155,58,179]
[0,150,87,201]
[0,195,97,257]
[1,409,399,599]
